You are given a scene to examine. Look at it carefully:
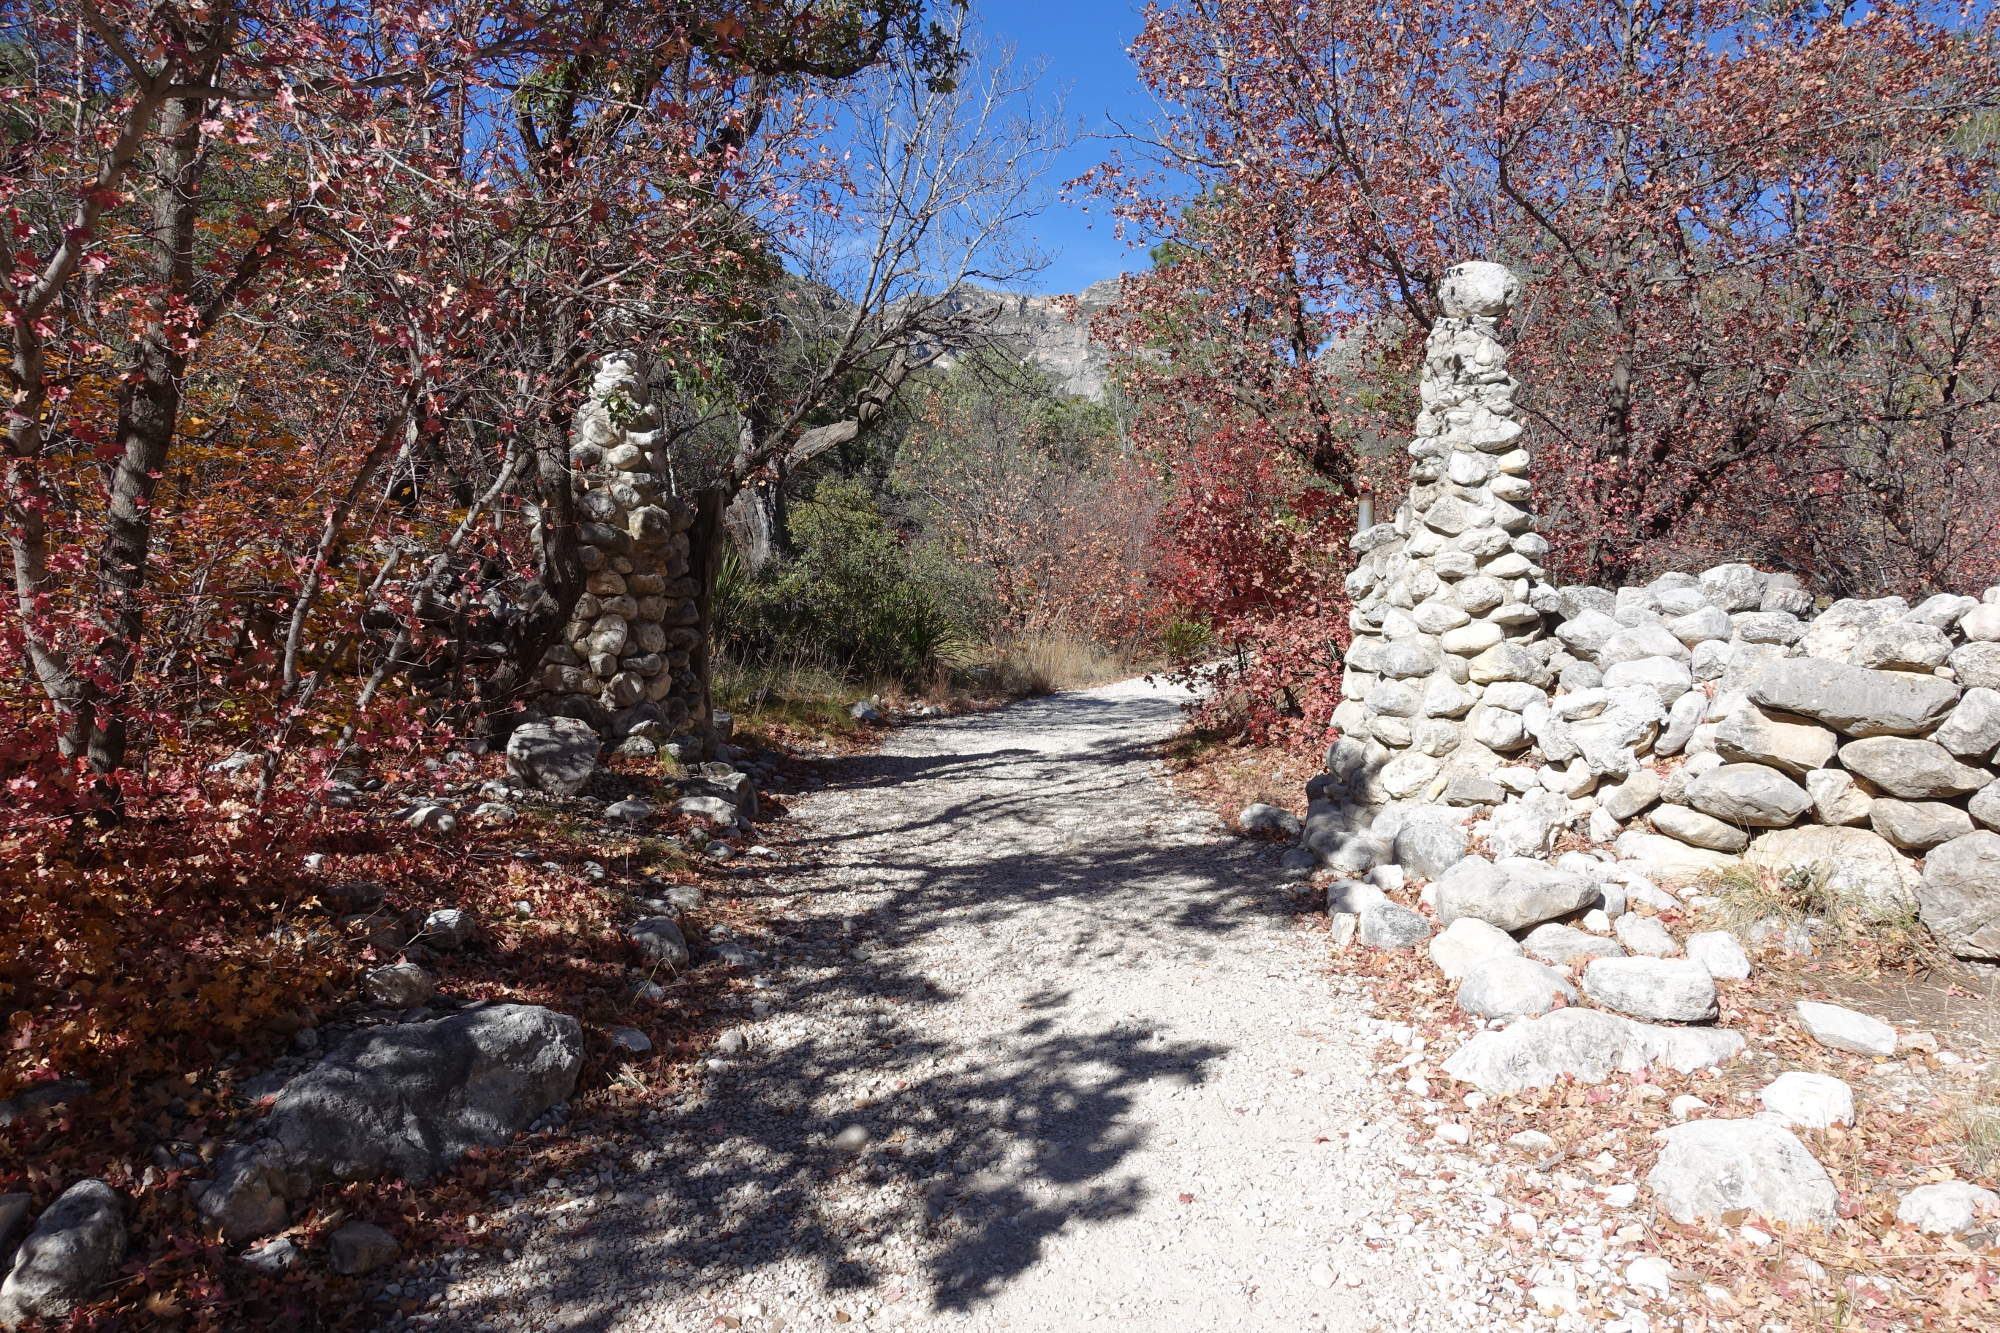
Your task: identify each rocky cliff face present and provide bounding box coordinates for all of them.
[950,278,1121,401]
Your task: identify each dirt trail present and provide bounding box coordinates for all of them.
[433,677,1457,1332]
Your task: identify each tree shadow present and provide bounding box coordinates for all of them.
[436,682,1304,1330]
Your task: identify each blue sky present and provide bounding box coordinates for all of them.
[978,0,1161,294]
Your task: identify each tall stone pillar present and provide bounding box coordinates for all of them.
[1330,262,1553,805]
[536,355,707,745]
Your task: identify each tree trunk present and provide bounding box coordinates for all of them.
[723,476,788,573]
[86,96,205,774]
[688,486,729,748]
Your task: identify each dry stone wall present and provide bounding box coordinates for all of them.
[533,355,708,745]
[1319,264,2000,964]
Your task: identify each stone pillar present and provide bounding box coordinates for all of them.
[1330,262,1553,805]
[536,355,706,744]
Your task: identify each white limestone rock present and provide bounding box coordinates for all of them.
[1685,930,1752,980]
[1647,1120,1838,1226]
[1758,1072,1854,1129]
[1896,1181,2000,1235]
[1795,1000,1897,1057]
[1583,957,1719,1023]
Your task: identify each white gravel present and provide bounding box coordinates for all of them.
[413,678,1647,1332]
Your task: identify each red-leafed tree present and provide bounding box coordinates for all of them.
[1096,0,2000,745]
[1,0,961,813]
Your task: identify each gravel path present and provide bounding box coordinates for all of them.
[431,677,1466,1332]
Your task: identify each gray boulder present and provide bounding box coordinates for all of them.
[1700,563,1768,613]
[629,915,690,968]
[1871,799,1974,851]
[1714,705,1837,778]
[1427,916,1522,980]
[674,795,741,828]
[1613,912,1680,957]
[1238,803,1303,837]
[1582,957,1719,1022]
[1896,1181,2000,1235]
[1795,1000,1897,1056]
[1935,688,2000,761]
[1393,813,1468,880]
[1685,930,1752,980]
[1521,923,1628,965]
[1951,641,2000,691]
[1917,830,2000,959]
[1686,763,1809,828]
[362,963,433,1009]
[1971,781,2000,832]
[1837,737,1987,799]
[1800,596,1909,662]
[421,908,476,951]
[1358,900,1433,949]
[1748,659,1958,738]
[0,1181,124,1327]
[1652,804,1750,853]
[199,1005,582,1243]
[1647,1120,1839,1226]
[327,1221,399,1276]
[1435,857,1595,932]
[503,718,599,796]
[1852,621,1953,671]
[1455,956,1578,1020]
[1805,768,1872,826]
[1440,1008,1743,1094]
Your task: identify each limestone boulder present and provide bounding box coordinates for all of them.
[1934,688,2000,761]
[1836,737,1988,800]
[1455,956,1578,1020]
[199,1005,583,1243]
[1917,830,2000,959]
[0,1181,124,1328]
[1758,1072,1855,1129]
[1582,957,1719,1023]
[504,718,599,796]
[1748,659,1958,738]
[1441,1008,1743,1095]
[1647,1120,1838,1226]
[1804,768,1872,826]
[1521,923,1627,965]
[1795,1000,1896,1057]
[1685,930,1752,980]
[1714,704,1837,778]
[1652,804,1749,853]
[1897,1181,2000,1235]
[1427,917,1522,981]
[1870,799,1973,851]
[1611,830,1742,882]
[1686,763,1809,828]
[1435,857,1595,932]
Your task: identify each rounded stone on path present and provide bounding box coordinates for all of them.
[1625,1256,1673,1298]
[328,1221,400,1276]
[628,916,689,968]
[1427,916,1521,981]
[1684,931,1752,980]
[1795,1001,1897,1057]
[1613,912,1680,957]
[1757,1072,1854,1129]
[831,1125,869,1154]
[363,962,433,1009]
[1455,956,1577,1020]
[1359,900,1433,949]
[1647,1119,1839,1226]
[1582,957,1718,1023]
[1896,1181,2000,1234]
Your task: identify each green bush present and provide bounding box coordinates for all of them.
[716,477,978,683]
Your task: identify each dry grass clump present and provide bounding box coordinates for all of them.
[966,633,1145,697]
[1697,860,1945,971]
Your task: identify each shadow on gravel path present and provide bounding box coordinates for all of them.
[433,677,1369,1333]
